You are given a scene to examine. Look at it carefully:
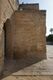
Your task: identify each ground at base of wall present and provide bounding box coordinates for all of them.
[1,45,53,80]
[1,75,53,80]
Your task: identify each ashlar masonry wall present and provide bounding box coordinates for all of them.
[0,0,18,75]
[5,9,46,60]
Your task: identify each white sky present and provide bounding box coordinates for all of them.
[19,0,53,36]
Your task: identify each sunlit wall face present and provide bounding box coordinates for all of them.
[19,0,53,36]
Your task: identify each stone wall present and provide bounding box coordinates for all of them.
[5,9,46,60]
[0,2,46,75]
[0,0,18,75]
[19,3,39,10]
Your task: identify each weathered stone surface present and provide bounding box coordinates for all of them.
[2,76,53,80]
[0,2,46,75]
[5,5,46,60]
[19,3,39,10]
[2,76,17,80]
[0,0,18,75]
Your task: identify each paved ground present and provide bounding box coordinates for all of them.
[1,75,53,80]
[1,45,53,80]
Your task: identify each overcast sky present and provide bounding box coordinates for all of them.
[19,0,53,36]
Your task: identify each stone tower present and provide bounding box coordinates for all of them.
[4,4,46,60]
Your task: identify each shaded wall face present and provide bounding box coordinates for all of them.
[5,11,46,60]
[19,4,39,10]
[4,19,13,59]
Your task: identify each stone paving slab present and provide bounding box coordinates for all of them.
[2,76,17,80]
[1,75,53,80]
